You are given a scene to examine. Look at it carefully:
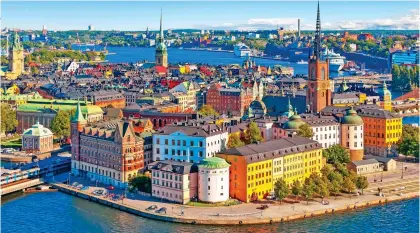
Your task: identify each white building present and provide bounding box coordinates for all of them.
[301,114,341,149]
[153,122,228,163]
[198,157,230,203]
[22,122,54,153]
[248,33,260,39]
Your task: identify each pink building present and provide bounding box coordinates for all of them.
[150,161,198,204]
[22,122,54,153]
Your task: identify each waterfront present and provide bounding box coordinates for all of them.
[1,191,418,233]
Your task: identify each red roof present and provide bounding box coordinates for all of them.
[155,66,168,74]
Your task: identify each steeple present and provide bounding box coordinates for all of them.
[11,32,23,51]
[159,8,164,41]
[314,1,321,60]
[72,100,87,123]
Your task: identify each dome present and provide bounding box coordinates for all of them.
[341,108,363,125]
[198,157,230,169]
[282,113,306,130]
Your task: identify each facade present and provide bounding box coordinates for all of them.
[87,90,126,108]
[155,10,168,68]
[153,122,228,163]
[300,114,340,149]
[198,157,230,203]
[71,103,144,188]
[340,108,364,161]
[22,122,54,153]
[389,50,419,69]
[377,81,392,111]
[218,137,323,202]
[206,84,253,116]
[169,81,200,112]
[16,99,103,133]
[150,161,198,204]
[358,108,402,157]
[306,3,331,113]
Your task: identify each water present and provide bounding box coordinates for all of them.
[1,192,418,233]
[72,45,348,76]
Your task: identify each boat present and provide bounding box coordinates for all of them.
[234,43,251,57]
[297,60,308,64]
[24,185,58,193]
[321,47,346,72]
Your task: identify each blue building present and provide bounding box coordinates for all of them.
[389,50,419,69]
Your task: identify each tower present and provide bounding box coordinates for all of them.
[306,1,331,113]
[8,32,24,77]
[155,8,168,68]
[70,100,87,176]
[380,81,392,111]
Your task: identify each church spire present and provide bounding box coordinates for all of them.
[314,1,321,60]
[72,100,87,123]
[159,8,164,41]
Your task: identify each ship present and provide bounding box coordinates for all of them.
[234,43,251,57]
[321,47,346,72]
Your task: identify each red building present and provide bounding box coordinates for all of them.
[206,84,253,117]
[358,33,374,41]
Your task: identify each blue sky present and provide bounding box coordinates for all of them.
[2,1,418,31]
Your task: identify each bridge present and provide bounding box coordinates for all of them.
[0,178,44,196]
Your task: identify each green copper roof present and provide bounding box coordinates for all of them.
[283,111,306,130]
[11,32,23,51]
[71,101,87,123]
[341,108,363,125]
[199,157,230,169]
[17,99,103,115]
[23,122,53,137]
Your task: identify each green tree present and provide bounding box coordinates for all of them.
[330,180,341,199]
[243,121,263,144]
[355,176,369,195]
[129,175,152,193]
[335,163,350,177]
[273,178,290,203]
[1,104,18,133]
[318,182,330,202]
[342,177,356,199]
[291,180,302,201]
[51,109,75,138]
[398,137,420,158]
[302,180,315,205]
[401,125,420,141]
[323,144,350,164]
[297,123,314,138]
[198,104,219,117]
[227,133,245,148]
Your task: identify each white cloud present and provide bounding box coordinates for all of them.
[193,10,419,31]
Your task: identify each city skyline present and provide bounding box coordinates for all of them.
[2,1,419,31]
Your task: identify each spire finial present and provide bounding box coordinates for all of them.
[160,8,164,40]
[314,0,321,60]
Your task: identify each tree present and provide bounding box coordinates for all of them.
[129,175,152,193]
[51,110,75,138]
[318,182,330,202]
[1,104,18,133]
[198,105,219,117]
[302,181,315,205]
[227,133,245,148]
[273,178,290,203]
[342,177,356,199]
[297,123,314,139]
[335,163,350,177]
[243,121,263,144]
[323,144,350,164]
[355,176,369,195]
[398,137,420,158]
[330,180,341,200]
[291,180,302,201]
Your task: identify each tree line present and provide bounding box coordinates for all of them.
[392,65,419,91]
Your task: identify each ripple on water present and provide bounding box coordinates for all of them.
[1,192,418,233]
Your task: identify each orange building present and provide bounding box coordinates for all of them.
[358,108,402,157]
[88,90,126,108]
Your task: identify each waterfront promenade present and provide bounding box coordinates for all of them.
[51,167,419,225]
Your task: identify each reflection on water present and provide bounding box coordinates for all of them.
[1,192,418,233]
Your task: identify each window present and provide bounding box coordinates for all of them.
[165,139,168,145]
[208,186,210,190]
[156,148,160,154]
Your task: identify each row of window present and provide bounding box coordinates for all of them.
[156,138,205,147]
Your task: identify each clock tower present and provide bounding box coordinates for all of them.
[306,2,331,113]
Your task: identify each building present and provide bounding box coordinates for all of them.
[306,3,331,113]
[71,102,144,188]
[169,81,200,112]
[197,157,230,203]
[140,131,154,168]
[87,90,126,108]
[88,25,94,31]
[377,81,392,111]
[22,122,54,153]
[155,9,168,68]
[358,108,402,157]
[150,160,198,204]
[300,114,340,149]
[206,84,253,116]
[218,137,323,202]
[364,155,397,171]
[389,50,419,69]
[340,108,364,161]
[3,32,24,80]
[347,159,381,175]
[153,122,228,163]
[16,99,103,133]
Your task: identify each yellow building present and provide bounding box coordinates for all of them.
[379,81,392,111]
[169,81,200,112]
[358,108,402,157]
[1,92,44,106]
[3,32,25,80]
[218,136,323,203]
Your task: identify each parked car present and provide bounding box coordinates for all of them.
[107,185,115,190]
[156,207,167,214]
[146,205,158,211]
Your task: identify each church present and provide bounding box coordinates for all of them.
[1,32,25,80]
